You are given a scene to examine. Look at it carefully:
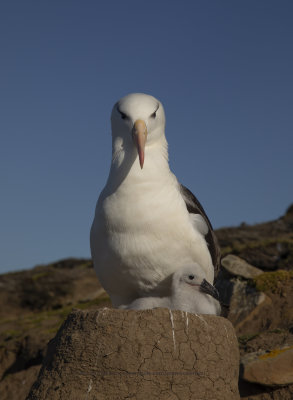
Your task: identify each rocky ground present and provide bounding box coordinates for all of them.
[0,204,292,400]
[27,309,240,400]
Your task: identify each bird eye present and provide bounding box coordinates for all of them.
[188,275,194,280]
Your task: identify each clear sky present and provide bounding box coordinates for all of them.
[1,1,292,273]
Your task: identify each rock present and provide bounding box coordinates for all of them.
[27,308,240,400]
[241,346,293,387]
[239,380,293,400]
[238,330,293,358]
[216,211,293,271]
[215,274,235,311]
[228,280,272,335]
[0,365,40,400]
[221,255,263,279]
[216,256,263,317]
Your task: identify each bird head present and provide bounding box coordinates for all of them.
[173,264,219,301]
[173,264,205,290]
[111,93,165,169]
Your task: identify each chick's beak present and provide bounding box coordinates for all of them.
[132,119,147,169]
[200,279,220,301]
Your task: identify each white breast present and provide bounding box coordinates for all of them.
[91,165,213,306]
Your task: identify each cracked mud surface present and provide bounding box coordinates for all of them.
[27,308,240,400]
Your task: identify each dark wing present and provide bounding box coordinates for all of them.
[179,184,221,279]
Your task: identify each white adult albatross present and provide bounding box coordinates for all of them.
[90,93,220,308]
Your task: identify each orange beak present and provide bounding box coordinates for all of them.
[132,119,147,169]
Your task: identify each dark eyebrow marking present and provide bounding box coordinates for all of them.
[116,105,123,114]
[117,105,128,119]
[150,103,160,118]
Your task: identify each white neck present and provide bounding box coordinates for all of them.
[106,134,170,191]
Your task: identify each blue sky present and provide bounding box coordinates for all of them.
[1,1,292,273]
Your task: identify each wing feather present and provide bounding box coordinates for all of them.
[179,184,221,278]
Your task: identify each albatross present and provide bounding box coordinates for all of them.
[90,93,220,308]
[123,264,221,315]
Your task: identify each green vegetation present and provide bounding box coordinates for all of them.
[252,270,293,294]
[22,296,109,328]
[32,271,52,281]
[77,261,93,269]
[43,326,60,335]
[221,236,293,257]
[0,294,110,348]
[268,328,286,334]
[238,333,259,345]
[74,296,109,309]
[2,329,22,340]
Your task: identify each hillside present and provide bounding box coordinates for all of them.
[0,204,292,400]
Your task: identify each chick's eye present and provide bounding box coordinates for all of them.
[150,111,156,119]
[188,275,194,280]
